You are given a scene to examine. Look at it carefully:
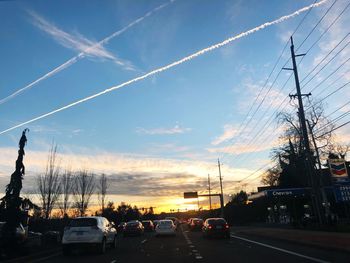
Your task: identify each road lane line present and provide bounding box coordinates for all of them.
[110,260,117,263]
[141,239,147,244]
[230,234,330,263]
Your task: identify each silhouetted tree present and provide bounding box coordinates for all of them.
[59,168,73,217]
[261,167,281,186]
[97,173,108,213]
[73,170,95,216]
[230,191,248,205]
[36,143,61,219]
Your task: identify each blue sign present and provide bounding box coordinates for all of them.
[334,185,350,202]
[266,188,310,198]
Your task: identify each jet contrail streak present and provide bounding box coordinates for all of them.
[0,0,329,135]
[0,0,173,105]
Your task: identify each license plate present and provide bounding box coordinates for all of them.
[216,226,222,229]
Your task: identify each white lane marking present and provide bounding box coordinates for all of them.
[192,249,198,253]
[28,252,62,263]
[111,260,117,263]
[230,234,330,263]
[141,239,147,244]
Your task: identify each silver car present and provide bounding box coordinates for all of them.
[62,216,117,255]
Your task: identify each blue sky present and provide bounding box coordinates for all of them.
[1,0,349,212]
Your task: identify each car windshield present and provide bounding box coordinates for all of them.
[69,218,97,227]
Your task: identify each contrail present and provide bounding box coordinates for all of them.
[0,0,329,135]
[0,0,174,105]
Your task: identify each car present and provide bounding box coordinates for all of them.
[155,220,176,236]
[189,218,204,231]
[117,222,126,233]
[153,220,160,228]
[142,220,154,232]
[202,218,230,238]
[165,217,179,229]
[123,220,144,237]
[62,216,117,255]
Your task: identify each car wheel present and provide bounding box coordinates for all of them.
[62,245,71,256]
[97,238,106,254]
[111,236,117,249]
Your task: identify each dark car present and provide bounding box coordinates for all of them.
[124,220,144,237]
[117,222,126,233]
[202,218,230,238]
[142,220,154,232]
[189,218,204,231]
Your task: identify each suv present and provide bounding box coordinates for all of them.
[62,216,117,255]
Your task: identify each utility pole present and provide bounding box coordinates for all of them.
[218,158,225,217]
[307,120,330,220]
[208,174,212,210]
[284,36,324,225]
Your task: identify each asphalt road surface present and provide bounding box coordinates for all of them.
[24,225,350,263]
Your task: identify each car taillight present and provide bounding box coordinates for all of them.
[225,224,229,229]
[208,225,213,229]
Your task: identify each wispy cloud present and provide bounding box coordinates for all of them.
[136,125,192,135]
[29,11,135,69]
[211,124,240,145]
[0,0,330,135]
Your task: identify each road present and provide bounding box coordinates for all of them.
[22,225,350,263]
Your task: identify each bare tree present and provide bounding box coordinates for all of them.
[59,168,73,217]
[261,167,280,186]
[97,173,108,213]
[37,143,61,219]
[73,170,95,216]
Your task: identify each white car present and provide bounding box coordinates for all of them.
[62,216,117,255]
[155,220,176,236]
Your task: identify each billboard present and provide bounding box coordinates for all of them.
[184,192,198,199]
[329,159,349,183]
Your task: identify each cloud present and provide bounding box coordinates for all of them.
[136,125,192,135]
[29,11,135,70]
[0,0,329,135]
[0,146,256,197]
[211,124,240,145]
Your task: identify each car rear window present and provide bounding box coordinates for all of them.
[69,218,97,227]
[126,221,139,226]
[207,219,226,225]
[142,221,151,226]
[193,219,203,223]
[159,220,172,225]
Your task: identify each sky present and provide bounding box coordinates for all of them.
[1,0,350,213]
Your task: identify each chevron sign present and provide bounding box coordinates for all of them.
[329,159,349,182]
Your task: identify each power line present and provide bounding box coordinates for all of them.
[315,119,350,139]
[296,0,338,51]
[219,0,323,164]
[301,32,350,86]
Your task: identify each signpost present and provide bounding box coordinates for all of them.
[184,192,198,199]
[183,191,224,216]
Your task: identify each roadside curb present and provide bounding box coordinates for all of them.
[232,229,350,254]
